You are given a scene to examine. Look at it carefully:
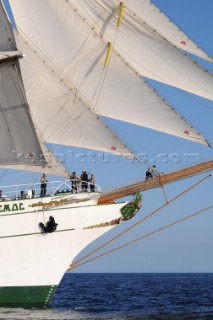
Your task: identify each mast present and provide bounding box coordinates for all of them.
[97,160,213,204]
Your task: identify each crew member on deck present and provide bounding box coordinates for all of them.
[70,171,78,193]
[80,170,88,192]
[145,165,158,180]
[89,174,95,192]
[40,173,48,197]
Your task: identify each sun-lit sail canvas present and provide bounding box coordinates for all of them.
[0,0,212,308]
[9,0,212,148]
[0,0,45,166]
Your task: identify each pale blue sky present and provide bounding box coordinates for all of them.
[2,0,213,272]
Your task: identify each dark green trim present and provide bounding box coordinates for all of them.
[0,227,75,239]
[0,285,57,308]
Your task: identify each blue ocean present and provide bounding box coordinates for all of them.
[0,273,213,319]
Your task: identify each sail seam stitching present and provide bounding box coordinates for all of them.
[65,0,210,146]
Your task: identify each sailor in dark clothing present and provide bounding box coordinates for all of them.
[70,171,78,193]
[80,170,88,192]
[89,173,95,192]
[146,165,158,180]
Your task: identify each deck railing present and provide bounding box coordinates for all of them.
[0,179,101,201]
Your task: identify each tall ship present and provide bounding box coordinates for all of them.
[0,0,212,308]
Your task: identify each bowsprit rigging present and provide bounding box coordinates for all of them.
[0,0,213,308]
[98,160,213,204]
[69,173,213,271]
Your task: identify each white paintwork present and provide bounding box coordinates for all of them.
[0,193,126,287]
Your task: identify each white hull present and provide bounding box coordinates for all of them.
[0,192,127,307]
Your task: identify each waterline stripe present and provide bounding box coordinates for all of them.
[0,285,57,308]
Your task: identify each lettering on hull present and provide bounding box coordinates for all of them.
[0,203,25,212]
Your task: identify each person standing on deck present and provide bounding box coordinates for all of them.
[40,173,48,197]
[80,170,88,192]
[89,174,95,192]
[70,171,78,193]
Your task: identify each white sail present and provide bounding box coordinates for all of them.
[65,0,213,101]
[123,0,213,62]
[0,59,46,166]
[15,33,134,158]
[0,1,18,59]
[0,0,46,167]
[71,0,213,63]
[0,143,70,178]
[9,0,209,146]
[0,0,16,53]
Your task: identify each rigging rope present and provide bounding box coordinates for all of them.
[92,11,120,105]
[68,204,212,270]
[69,174,211,269]
[158,173,169,203]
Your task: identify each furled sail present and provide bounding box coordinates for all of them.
[9,0,210,147]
